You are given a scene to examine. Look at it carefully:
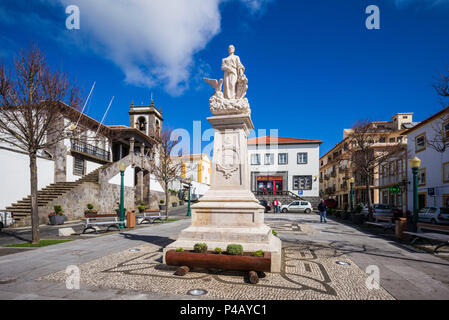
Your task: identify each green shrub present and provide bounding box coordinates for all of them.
[159,200,165,204]
[138,203,147,213]
[213,248,222,254]
[87,203,94,210]
[272,230,278,237]
[53,205,63,215]
[175,248,184,252]
[252,250,264,257]
[193,243,208,253]
[226,244,243,256]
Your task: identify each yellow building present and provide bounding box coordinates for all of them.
[177,153,212,185]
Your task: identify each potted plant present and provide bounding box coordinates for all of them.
[172,202,178,207]
[84,203,97,215]
[166,243,272,273]
[115,202,126,215]
[159,200,166,210]
[48,205,65,225]
[137,202,147,214]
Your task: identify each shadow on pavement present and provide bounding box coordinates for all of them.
[118,233,175,248]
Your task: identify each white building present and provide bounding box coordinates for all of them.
[248,136,322,205]
[404,106,449,211]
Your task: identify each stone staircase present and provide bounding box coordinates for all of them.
[6,165,108,225]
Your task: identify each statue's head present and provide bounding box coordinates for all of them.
[228,45,235,55]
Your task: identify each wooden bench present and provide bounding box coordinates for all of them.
[82,214,124,234]
[137,210,162,225]
[365,215,394,230]
[404,223,449,253]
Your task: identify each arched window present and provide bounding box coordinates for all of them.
[137,117,146,133]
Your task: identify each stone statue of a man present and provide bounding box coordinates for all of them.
[221,45,245,100]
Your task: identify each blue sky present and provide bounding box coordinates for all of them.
[0,0,448,157]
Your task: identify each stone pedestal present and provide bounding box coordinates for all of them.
[164,114,282,272]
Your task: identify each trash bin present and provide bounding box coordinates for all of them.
[395,217,407,239]
[127,211,136,229]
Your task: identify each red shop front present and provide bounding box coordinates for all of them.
[256,176,283,193]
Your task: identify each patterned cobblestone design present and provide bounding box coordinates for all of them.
[39,241,394,300]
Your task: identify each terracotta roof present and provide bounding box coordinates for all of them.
[247,136,322,145]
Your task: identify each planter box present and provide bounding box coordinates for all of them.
[166,250,271,272]
[341,212,349,220]
[159,205,166,210]
[49,215,65,225]
[179,201,184,206]
[172,203,178,207]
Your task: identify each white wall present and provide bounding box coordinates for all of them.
[108,165,134,187]
[406,113,449,210]
[0,148,54,209]
[66,155,103,182]
[248,143,320,197]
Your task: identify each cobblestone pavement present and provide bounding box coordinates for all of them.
[39,238,393,300]
[3,211,449,299]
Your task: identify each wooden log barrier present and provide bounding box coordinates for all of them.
[174,266,190,276]
[248,271,259,284]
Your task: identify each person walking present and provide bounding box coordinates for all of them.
[318,199,327,223]
[277,200,282,213]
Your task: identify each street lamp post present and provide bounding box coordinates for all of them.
[118,162,127,229]
[349,177,355,213]
[186,177,192,217]
[409,157,421,232]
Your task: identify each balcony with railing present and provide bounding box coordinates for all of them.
[374,174,405,187]
[70,139,111,162]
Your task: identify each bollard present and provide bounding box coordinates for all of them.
[395,217,407,240]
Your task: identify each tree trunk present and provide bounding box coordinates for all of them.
[366,179,373,222]
[165,185,169,221]
[29,152,40,244]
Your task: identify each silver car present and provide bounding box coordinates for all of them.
[361,203,393,218]
[418,207,449,225]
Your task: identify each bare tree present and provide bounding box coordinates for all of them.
[428,70,449,153]
[344,120,406,220]
[0,46,81,244]
[152,127,183,221]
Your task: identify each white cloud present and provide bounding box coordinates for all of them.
[52,0,272,96]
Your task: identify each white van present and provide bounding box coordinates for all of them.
[0,211,15,230]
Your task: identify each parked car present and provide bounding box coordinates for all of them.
[280,200,313,213]
[324,198,337,208]
[361,203,393,218]
[418,207,449,225]
[0,211,15,231]
[259,200,272,213]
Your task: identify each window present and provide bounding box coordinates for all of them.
[293,175,312,190]
[389,137,395,143]
[278,153,288,165]
[297,153,308,164]
[264,153,274,165]
[443,121,449,141]
[443,162,449,184]
[74,157,85,176]
[418,168,426,186]
[415,133,426,153]
[397,136,403,143]
[251,154,260,165]
[379,137,386,143]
